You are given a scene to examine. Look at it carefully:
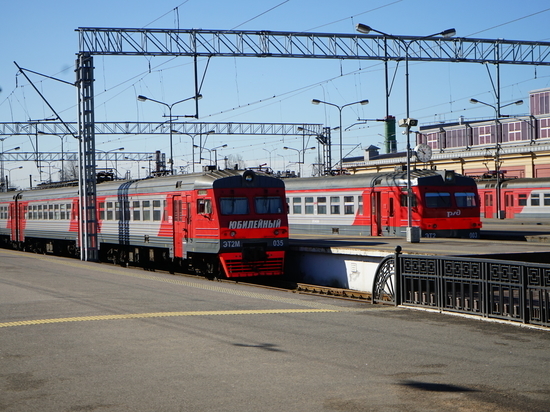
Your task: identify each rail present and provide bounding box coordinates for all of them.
[373,247,550,327]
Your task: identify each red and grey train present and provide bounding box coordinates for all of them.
[476,176,550,220]
[0,169,288,278]
[284,169,482,239]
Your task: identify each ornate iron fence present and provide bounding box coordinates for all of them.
[373,247,550,327]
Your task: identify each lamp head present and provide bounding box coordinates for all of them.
[360,99,369,105]
[440,28,456,38]
[195,94,203,100]
[137,95,148,102]
[514,100,524,105]
[311,99,321,105]
[355,24,372,34]
[469,98,479,104]
[283,146,289,150]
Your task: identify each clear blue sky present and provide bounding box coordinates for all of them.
[1,0,549,186]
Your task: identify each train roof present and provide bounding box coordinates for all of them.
[0,169,283,202]
[283,169,475,191]
[481,176,550,189]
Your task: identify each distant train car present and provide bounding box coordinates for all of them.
[477,176,550,220]
[284,169,482,239]
[0,169,288,278]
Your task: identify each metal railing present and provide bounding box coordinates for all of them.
[373,248,550,327]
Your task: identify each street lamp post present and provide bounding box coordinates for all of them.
[193,144,227,169]
[6,166,23,191]
[37,131,66,181]
[98,147,124,178]
[283,146,316,177]
[138,94,202,174]
[469,98,523,219]
[172,129,214,173]
[311,99,369,174]
[1,144,21,192]
[356,23,456,242]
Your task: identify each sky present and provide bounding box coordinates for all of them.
[1,0,550,188]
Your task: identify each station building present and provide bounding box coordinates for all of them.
[344,88,550,178]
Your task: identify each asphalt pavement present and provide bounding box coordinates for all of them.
[0,248,548,412]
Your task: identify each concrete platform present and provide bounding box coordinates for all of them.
[287,223,550,292]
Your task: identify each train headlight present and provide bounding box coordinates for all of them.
[230,231,236,237]
[274,229,279,235]
[433,224,437,229]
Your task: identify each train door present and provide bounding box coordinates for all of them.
[371,191,382,236]
[483,192,494,218]
[9,203,17,242]
[504,191,515,219]
[386,192,398,235]
[172,195,191,258]
[9,195,24,243]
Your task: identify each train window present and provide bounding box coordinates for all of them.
[304,197,314,215]
[163,200,167,221]
[114,202,120,220]
[544,194,550,206]
[455,192,477,207]
[33,205,38,220]
[133,201,141,221]
[425,192,451,208]
[220,197,249,215]
[173,200,181,222]
[255,196,283,214]
[60,204,66,220]
[197,199,212,215]
[358,197,363,215]
[330,196,340,215]
[344,196,354,215]
[317,197,327,214]
[143,200,151,221]
[518,194,527,206]
[531,194,540,206]
[292,198,302,214]
[105,202,113,220]
[153,200,162,221]
[49,205,54,220]
[400,194,418,207]
[38,205,43,220]
[67,204,72,220]
[54,204,60,220]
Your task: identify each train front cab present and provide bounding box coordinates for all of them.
[215,171,288,278]
[172,170,288,279]
[415,171,482,239]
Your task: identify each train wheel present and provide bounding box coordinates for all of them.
[373,255,395,304]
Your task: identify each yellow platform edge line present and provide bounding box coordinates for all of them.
[0,308,339,328]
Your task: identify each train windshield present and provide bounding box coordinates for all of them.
[455,192,477,207]
[425,192,451,208]
[220,197,249,215]
[255,196,283,214]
